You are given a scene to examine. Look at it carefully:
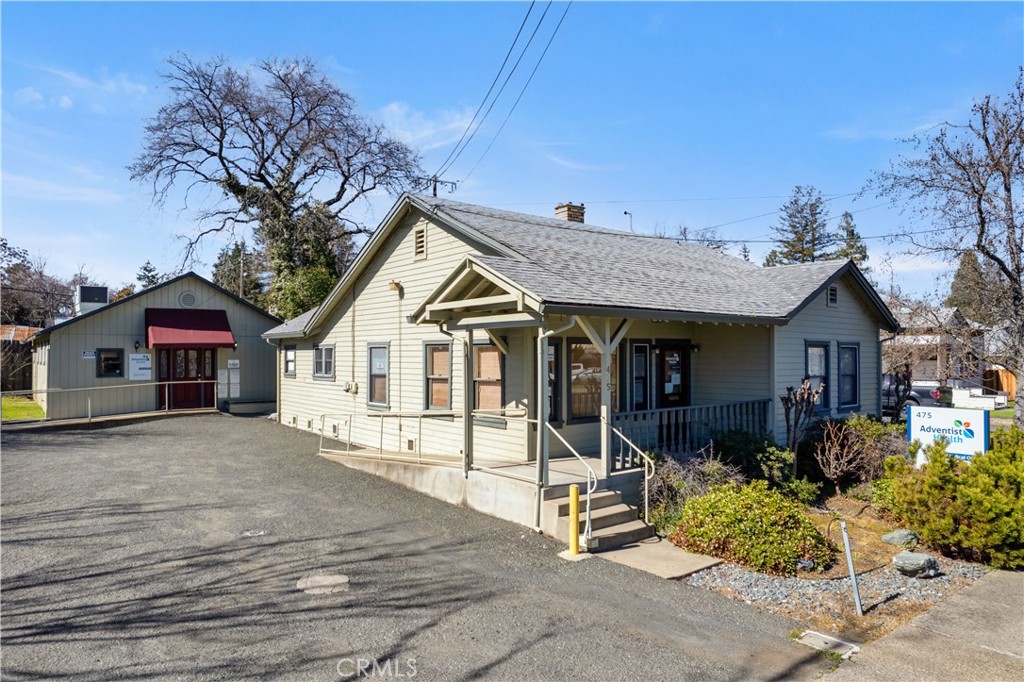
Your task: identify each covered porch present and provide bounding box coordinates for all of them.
[413,255,776,487]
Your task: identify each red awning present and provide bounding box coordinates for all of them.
[146,308,236,349]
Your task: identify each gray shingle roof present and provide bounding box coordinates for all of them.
[414,196,858,321]
[263,307,316,338]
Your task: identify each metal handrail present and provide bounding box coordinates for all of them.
[606,421,656,525]
[545,422,596,542]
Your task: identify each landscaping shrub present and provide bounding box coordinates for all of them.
[711,429,773,475]
[883,428,1024,569]
[844,414,908,481]
[648,446,746,535]
[749,445,823,504]
[669,480,838,576]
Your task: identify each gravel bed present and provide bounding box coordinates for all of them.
[685,558,989,620]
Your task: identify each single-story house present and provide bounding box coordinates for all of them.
[264,194,898,547]
[32,272,280,420]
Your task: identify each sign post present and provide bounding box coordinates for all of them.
[906,405,990,465]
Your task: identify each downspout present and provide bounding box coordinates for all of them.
[264,337,282,417]
[534,315,576,531]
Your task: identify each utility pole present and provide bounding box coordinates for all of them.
[418,175,458,197]
[238,241,244,299]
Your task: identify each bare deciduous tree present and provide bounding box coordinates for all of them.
[871,71,1024,427]
[780,378,826,474]
[814,421,862,497]
[129,54,422,316]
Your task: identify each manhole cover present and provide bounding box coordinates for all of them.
[297,573,350,594]
[795,630,860,659]
[241,529,266,537]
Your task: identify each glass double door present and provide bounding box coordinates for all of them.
[157,348,215,409]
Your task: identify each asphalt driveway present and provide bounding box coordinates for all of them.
[1,414,829,681]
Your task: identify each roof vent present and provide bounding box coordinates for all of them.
[555,202,585,223]
[179,291,197,307]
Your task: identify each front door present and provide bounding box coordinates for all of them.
[158,348,215,409]
[655,343,690,449]
[656,344,690,409]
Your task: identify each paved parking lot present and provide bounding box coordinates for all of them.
[1,414,829,681]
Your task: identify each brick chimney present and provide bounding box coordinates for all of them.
[555,202,585,223]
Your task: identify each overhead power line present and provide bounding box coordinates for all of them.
[463,1,573,182]
[435,2,549,178]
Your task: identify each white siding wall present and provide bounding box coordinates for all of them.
[771,275,884,439]
[278,211,531,462]
[37,276,278,420]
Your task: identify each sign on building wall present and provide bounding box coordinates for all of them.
[128,353,152,381]
[82,350,96,361]
[907,405,990,464]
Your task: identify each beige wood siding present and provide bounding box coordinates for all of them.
[278,211,530,461]
[38,275,278,420]
[771,274,883,439]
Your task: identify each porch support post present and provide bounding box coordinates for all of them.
[536,328,549,491]
[463,329,475,477]
[577,316,632,478]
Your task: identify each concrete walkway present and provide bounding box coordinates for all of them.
[830,569,1024,681]
[597,535,722,579]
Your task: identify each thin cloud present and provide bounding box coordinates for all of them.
[543,152,611,172]
[2,173,125,204]
[34,64,148,96]
[14,87,44,105]
[58,95,73,109]
[378,102,474,152]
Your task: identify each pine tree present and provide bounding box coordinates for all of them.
[945,250,1009,325]
[763,186,838,266]
[212,241,268,307]
[740,243,751,262]
[136,261,163,288]
[830,211,869,271]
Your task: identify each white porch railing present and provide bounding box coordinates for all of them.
[611,399,771,459]
[604,420,655,524]
[545,423,597,543]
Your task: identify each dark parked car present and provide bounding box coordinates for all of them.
[882,374,942,417]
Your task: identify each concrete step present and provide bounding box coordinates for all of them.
[547,489,623,516]
[588,519,656,551]
[556,502,639,535]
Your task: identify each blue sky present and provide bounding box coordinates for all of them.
[2,1,1021,298]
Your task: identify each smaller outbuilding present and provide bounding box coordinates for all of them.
[31,272,280,420]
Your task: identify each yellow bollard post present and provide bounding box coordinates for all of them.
[568,484,580,556]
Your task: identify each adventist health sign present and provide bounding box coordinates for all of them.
[907,405,990,464]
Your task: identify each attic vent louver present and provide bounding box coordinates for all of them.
[413,226,427,260]
[827,285,838,307]
[179,291,197,307]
